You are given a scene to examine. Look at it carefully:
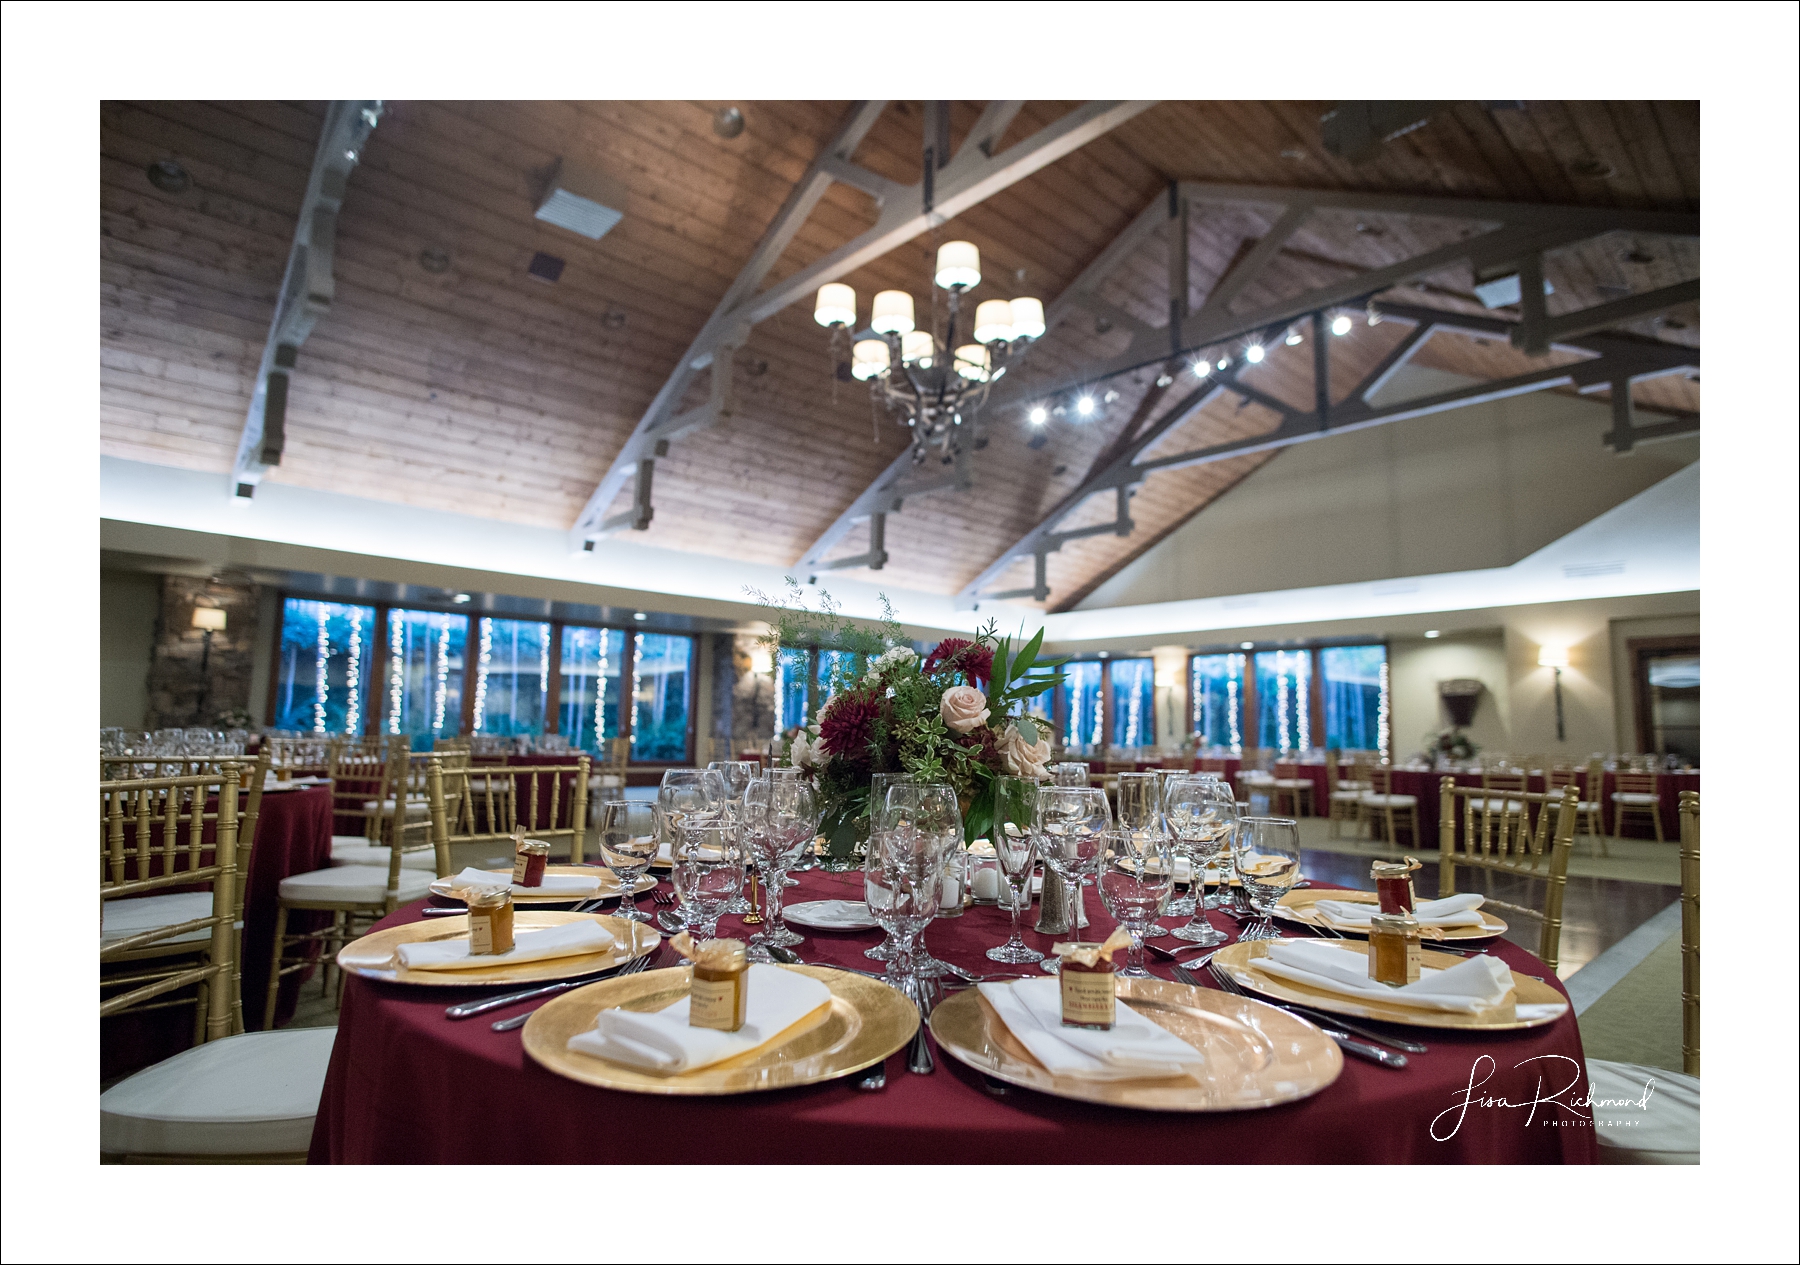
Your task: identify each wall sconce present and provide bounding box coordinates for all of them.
[191,607,228,632]
[748,647,774,676]
[191,607,227,723]
[1154,666,1178,689]
[1537,646,1569,741]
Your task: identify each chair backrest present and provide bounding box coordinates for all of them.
[1366,765,1400,796]
[100,765,245,1042]
[430,756,591,863]
[606,736,630,775]
[1437,777,1578,970]
[1678,790,1699,1076]
[1545,764,1579,793]
[261,735,333,776]
[1615,770,1660,796]
[1481,767,1528,795]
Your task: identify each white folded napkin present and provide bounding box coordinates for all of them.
[1252,939,1565,1018]
[394,919,616,971]
[785,899,879,929]
[1311,892,1488,929]
[977,977,1206,1082]
[567,963,832,1074]
[447,866,601,897]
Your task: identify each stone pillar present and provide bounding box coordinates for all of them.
[143,575,261,729]
[730,633,774,744]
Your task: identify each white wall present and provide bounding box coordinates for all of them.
[1389,631,1510,760]
[1080,367,1699,609]
[100,569,160,727]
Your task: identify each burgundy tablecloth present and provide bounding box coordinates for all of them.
[310,871,1596,1164]
[103,785,333,1078]
[1385,770,1700,845]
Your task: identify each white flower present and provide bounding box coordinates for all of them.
[939,685,990,734]
[995,720,1053,779]
[790,729,825,772]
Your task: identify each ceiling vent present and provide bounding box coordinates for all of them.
[535,157,626,241]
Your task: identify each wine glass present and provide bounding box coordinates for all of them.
[986,776,1044,964]
[708,760,760,804]
[598,800,658,923]
[1034,785,1110,973]
[1114,772,1170,938]
[864,816,948,1003]
[742,776,815,951]
[670,819,746,940]
[1097,823,1175,978]
[1232,816,1302,941]
[877,782,961,977]
[1152,769,1197,915]
[1052,761,1092,787]
[1163,775,1233,946]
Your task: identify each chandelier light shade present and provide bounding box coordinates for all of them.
[973,299,1014,344]
[953,343,990,382]
[814,282,856,328]
[870,289,916,335]
[934,240,981,290]
[900,330,935,365]
[1007,296,1046,340]
[851,337,891,381]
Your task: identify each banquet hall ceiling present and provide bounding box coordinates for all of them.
[99,99,1700,610]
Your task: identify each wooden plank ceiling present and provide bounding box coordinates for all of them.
[100,100,1699,610]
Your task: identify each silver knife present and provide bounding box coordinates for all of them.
[443,960,635,1019]
[1319,1027,1408,1068]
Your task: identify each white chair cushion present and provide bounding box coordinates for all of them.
[1273,778,1312,790]
[589,774,625,788]
[1587,1059,1698,1163]
[100,1028,336,1156]
[329,837,438,871]
[1611,792,1660,805]
[102,891,220,948]
[1360,793,1418,807]
[278,865,435,904]
[1329,790,1365,803]
[1336,779,1370,791]
[360,797,431,817]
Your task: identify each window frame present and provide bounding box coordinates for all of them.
[266,591,697,765]
[1192,639,1391,759]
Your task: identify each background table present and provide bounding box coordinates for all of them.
[103,784,333,1079]
[310,869,1597,1164]
[1386,769,1701,844]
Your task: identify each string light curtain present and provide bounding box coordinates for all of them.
[272,599,376,735]
[559,626,625,753]
[1060,661,1105,754]
[1108,659,1156,749]
[473,618,553,737]
[1190,653,1246,753]
[383,610,468,749]
[631,633,693,761]
[1254,650,1312,755]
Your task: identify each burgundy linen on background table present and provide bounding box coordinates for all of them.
[1383,770,1701,845]
[103,784,333,1078]
[309,868,1596,1164]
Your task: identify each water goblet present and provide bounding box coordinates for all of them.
[670,819,746,940]
[1096,823,1175,979]
[1051,761,1092,787]
[1114,772,1171,935]
[1232,816,1302,941]
[1164,776,1233,946]
[985,776,1044,964]
[864,820,948,1004]
[743,777,814,952]
[598,800,659,923]
[876,782,961,977]
[1034,784,1110,973]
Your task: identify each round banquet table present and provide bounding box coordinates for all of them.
[309,866,1597,1164]
[104,784,333,1079]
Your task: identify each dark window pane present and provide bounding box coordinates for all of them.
[273,599,375,734]
[632,632,693,761]
[473,618,552,738]
[1254,650,1312,755]
[1321,645,1388,753]
[383,610,468,749]
[1189,653,1246,753]
[1108,659,1156,747]
[559,626,625,754]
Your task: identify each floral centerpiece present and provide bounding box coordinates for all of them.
[753,582,1066,852]
[1420,726,1480,763]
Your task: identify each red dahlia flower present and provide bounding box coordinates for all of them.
[921,637,994,687]
[817,690,881,764]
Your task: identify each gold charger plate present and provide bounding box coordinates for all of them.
[1212,939,1566,1031]
[928,977,1343,1112]
[1274,888,1506,941]
[336,911,659,986]
[429,865,656,905]
[523,964,917,1095]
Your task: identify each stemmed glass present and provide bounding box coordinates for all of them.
[1114,772,1170,939]
[986,775,1044,964]
[1097,823,1176,978]
[670,819,747,940]
[1051,762,1092,787]
[709,761,760,913]
[862,774,918,962]
[1164,776,1234,946]
[597,800,659,923]
[1233,816,1302,941]
[1034,785,1110,973]
[657,769,728,926]
[876,782,961,977]
[742,776,815,954]
[1152,769,1196,915]
[863,815,949,1003]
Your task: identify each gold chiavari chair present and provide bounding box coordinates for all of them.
[1325,752,1366,839]
[99,762,336,1162]
[1468,764,1529,831]
[1588,790,1699,1163]
[263,744,448,1028]
[1269,762,1315,818]
[263,735,333,779]
[1611,770,1665,841]
[326,734,391,849]
[591,735,629,803]
[1437,778,1577,971]
[1547,762,1608,856]
[1359,765,1421,847]
[434,755,591,863]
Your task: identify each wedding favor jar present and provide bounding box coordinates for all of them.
[466,885,515,955]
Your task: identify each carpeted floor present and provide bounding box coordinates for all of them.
[1575,930,1686,1072]
[1294,817,1680,886]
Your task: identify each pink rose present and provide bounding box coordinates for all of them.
[996,721,1052,779]
[939,685,990,734]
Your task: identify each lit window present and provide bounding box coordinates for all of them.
[559,625,625,754]
[273,599,375,735]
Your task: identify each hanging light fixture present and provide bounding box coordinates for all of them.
[814,239,1044,463]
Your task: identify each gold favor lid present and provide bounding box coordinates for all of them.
[671,932,747,970]
[1051,927,1132,968]
[1368,911,1420,934]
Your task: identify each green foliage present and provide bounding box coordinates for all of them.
[744,578,903,661]
[982,620,1068,741]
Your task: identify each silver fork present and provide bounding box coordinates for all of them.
[489,951,658,1031]
[652,888,676,906]
[1199,960,1411,1066]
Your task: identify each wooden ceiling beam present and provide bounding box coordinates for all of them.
[228,100,381,499]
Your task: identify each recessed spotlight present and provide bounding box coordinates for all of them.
[1076,395,1095,416]
[1193,360,1212,378]
[1028,406,1048,425]
[1098,651,1109,659]
[1103,389,1120,404]
[1216,356,1229,371]
[146,160,191,194]
[1240,641,1254,650]
[1285,329,1304,346]
[1244,344,1265,364]
[1330,314,1353,336]
[453,593,472,604]
[1424,630,1441,639]
[633,611,648,621]
[1155,373,1174,388]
